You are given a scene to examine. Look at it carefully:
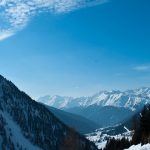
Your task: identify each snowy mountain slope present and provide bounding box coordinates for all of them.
[38,87,150,111]
[38,95,74,109]
[0,75,98,150]
[0,111,41,150]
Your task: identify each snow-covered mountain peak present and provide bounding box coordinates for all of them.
[37,95,74,109]
[125,87,150,95]
[38,87,150,111]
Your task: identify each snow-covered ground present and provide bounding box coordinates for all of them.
[86,126,133,149]
[87,126,150,150]
[124,144,150,150]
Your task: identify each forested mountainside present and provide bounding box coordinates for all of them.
[0,75,97,150]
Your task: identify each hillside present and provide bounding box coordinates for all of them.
[0,75,97,150]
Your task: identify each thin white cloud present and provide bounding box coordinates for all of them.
[0,29,14,40]
[0,0,108,41]
[134,65,150,71]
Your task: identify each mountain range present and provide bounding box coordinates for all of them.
[1,74,149,150]
[38,88,150,127]
[38,88,150,110]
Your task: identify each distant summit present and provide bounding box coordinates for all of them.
[38,87,150,111]
[38,87,150,127]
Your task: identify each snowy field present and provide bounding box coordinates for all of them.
[86,126,133,149]
[124,144,150,150]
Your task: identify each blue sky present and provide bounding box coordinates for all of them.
[0,0,150,98]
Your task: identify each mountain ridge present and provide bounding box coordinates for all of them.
[37,87,150,111]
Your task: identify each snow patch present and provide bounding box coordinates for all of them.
[0,111,41,150]
[124,144,150,150]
